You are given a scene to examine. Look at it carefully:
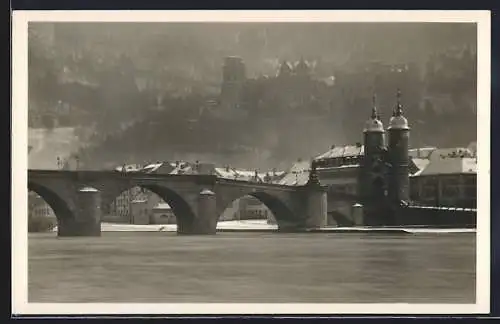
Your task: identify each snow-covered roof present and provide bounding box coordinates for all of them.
[215,167,284,182]
[169,162,195,175]
[414,148,477,177]
[408,147,437,159]
[410,158,431,176]
[234,170,259,181]
[314,145,364,161]
[418,156,477,176]
[214,167,237,179]
[141,162,176,174]
[277,160,311,186]
[142,162,164,172]
[115,164,143,172]
[153,202,172,210]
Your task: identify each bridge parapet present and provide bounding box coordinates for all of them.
[28,169,217,183]
[215,177,300,191]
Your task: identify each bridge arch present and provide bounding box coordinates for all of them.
[28,181,75,222]
[103,183,196,232]
[217,190,301,228]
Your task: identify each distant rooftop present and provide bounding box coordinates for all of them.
[418,148,477,176]
[312,143,476,177]
[141,162,176,174]
[408,147,437,159]
[153,202,172,210]
[118,160,281,182]
[277,160,311,186]
[115,164,143,173]
[410,158,431,176]
[214,167,282,182]
[429,147,475,159]
[314,144,364,161]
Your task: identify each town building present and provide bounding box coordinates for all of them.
[409,147,477,208]
[28,191,56,220]
[151,203,176,224]
[129,198,150,225]
[314,144,364,197]
[276,159,311,186]
[108,186,160,221]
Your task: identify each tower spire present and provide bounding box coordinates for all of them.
[371,93,379,120]
[364,92,384,133]
[388,87,409,130]
[395,88,403,117]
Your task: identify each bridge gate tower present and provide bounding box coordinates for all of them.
[360,94,390,225]
[387,89,411,224]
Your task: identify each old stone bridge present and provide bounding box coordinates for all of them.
[28,169,328,236]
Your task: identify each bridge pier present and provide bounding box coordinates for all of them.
[305,186,328,229]
[302,162,328,230]
[58,187,101,237]
[178,189,217,235]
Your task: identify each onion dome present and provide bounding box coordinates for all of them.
[388,89,409,130]
[364,94,385,133]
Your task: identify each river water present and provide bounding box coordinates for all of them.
[28,231,476,303]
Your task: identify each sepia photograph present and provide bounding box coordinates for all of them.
[12,10,490,315]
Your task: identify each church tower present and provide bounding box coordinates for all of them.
[220,56,247,110]
[360,95,388,225]
[387,89,411,208]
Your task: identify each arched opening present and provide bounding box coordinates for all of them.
[28,182,73,233]
[105,184,195,231]
[218,192,298,227]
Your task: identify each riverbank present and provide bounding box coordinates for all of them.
[51,220,476,234]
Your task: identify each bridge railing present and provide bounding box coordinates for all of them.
[28,169,306,189]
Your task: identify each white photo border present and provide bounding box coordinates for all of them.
[11,10,491,315]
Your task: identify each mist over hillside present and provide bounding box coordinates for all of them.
[28,22,477,170]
